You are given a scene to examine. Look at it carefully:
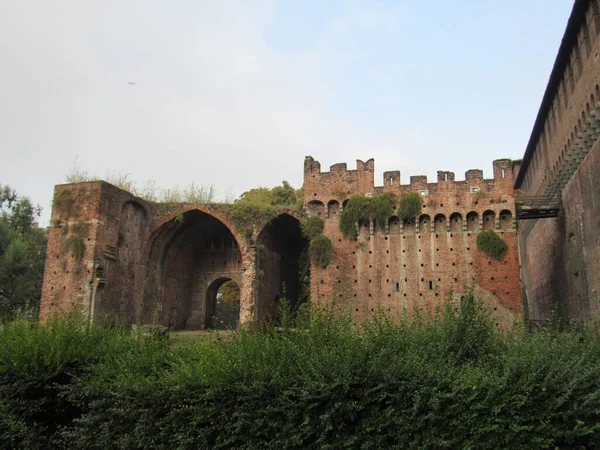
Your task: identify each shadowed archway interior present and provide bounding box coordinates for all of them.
[257,214,309,322]
[141,210,242,330]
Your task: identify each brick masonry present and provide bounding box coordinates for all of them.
[40,152,521,329]
[304,156,521,326]
[516,0,600,323]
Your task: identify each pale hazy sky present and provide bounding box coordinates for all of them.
[0,1,572,225]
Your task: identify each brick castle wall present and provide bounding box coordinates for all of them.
[304,156,521,326]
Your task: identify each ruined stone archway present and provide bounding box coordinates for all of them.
[256,213,309,323]
[140,209,243,330]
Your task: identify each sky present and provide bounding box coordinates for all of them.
[0,0,574,225]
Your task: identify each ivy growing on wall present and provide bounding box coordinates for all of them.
[60,222,90,262]
[397,192,423,221]
[300,216,324,239]
[299,216,332,267]
[62,236,86,261]
[339,192,398,237]
[309,235,333,268]
[476,230,508,260]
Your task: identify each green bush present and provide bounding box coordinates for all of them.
[477,229,508,260]
[3,297,600,448]
[339,193,397,237]
[300,216,324,239]
[371,192,397,230]
[397,192,423,221]
[308,235,332,267]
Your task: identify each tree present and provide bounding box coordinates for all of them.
[237,181,303,210]
[0,185,46,319]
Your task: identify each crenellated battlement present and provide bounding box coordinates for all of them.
[304,156,520,208]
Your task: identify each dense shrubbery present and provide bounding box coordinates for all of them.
[2,297,600,449]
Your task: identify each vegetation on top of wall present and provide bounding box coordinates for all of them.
[65,161,217,204]
[300,216,324,239]
[339,192,398,237]
[397,192,423,221]
[236,181,303,211]
[216,181,304,238]
[477,230,508,260]
[220,202,278,239]
[308,235,333,268]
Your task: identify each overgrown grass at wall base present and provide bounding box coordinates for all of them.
[477,229,508,260]
[3,298,600,449]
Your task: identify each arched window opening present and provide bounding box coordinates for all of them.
[419,214,431,234]
[389,216,401,235]
[449,213,463,233]
[499,209,513,230]
[359,219,370,238]
[482,210,496,230]
[466,211,479,232]
[434,214,447,233]
[327,200,340,217]
[307,200,325,217]
[404,219,415,235]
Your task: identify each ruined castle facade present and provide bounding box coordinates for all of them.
[40,155,521,328]
[40,1,600,328]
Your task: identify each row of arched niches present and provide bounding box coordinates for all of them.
[306,200,515,234]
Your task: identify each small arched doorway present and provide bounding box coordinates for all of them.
[206,278,240,329]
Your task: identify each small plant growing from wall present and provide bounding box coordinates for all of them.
[60,222,90,262]
[398,192,423,221]
[62,236,85,261]
[309,235,333,268]
[476,230,507,260]
[300,216,324,239]
[332,189,347,201]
